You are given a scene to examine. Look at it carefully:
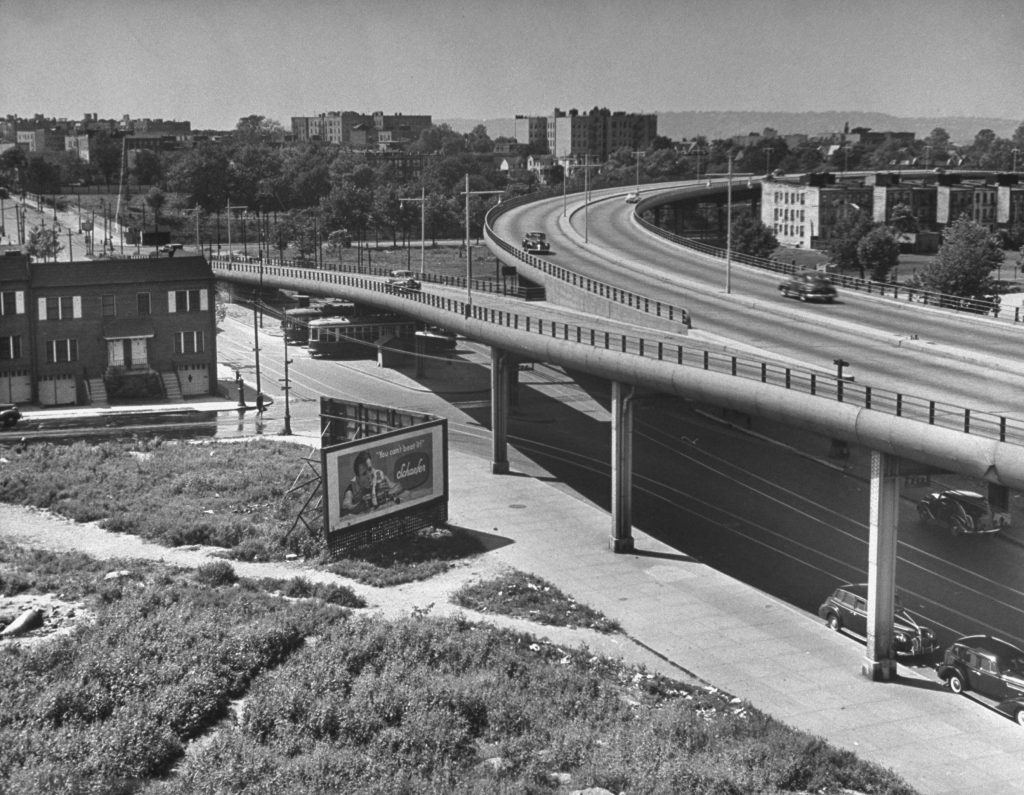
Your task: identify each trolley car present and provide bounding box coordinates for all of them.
[307,314,418,359]
[281,299,357,344]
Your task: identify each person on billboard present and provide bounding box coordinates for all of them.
[341,450,404,515]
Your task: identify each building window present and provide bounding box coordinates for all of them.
[1,290,25,316]
[45,339,79,363]
[42,295,79,320]
[170,289,207,313]
[102,294,116,317]
[0,335,22,360]
[174,331,205,354]
[137,292,151,315]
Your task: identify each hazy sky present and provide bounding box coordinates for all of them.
[2,0,1021,129]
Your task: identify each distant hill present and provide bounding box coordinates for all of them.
[439,111,1021,146]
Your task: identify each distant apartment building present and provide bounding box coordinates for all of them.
[3,114,193,163]
[762,170,1024,251]
[290,111,432,150]
[511,108,658,163]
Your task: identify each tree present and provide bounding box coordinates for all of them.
[25,223,63,262]
[910,214,1003,297]
[826,209,875,277]
[23,158,62,194]
[730,212,779,258]
[90,132,123,188]
[145,187,166,230]
[234,115,284,145]
[856,226,900,282]
[132,150,163,187]
[167,144,232,211]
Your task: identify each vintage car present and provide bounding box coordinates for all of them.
[521,231,550,253]
[387,276,421,293]
[917,489,1004,536]
[624,192,641,204]
[817,583,938,656]
[0,403,21,428]
[778,271,837,302]
[937,635,1024,725]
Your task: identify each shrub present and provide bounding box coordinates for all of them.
[193,560,238,587]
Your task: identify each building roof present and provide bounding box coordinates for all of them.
[27,256,214,288]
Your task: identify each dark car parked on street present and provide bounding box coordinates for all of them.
[778,271,837,302]
[937,635,1024,725]
[0,403,21,428]
[817,583,938,656]
[917,489,1004,536]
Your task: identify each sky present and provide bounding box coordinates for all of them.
[2,0,1022,131]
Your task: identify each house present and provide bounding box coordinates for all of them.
[0,254,218,406]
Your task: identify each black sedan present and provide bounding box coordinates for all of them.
[778,272,837,302]
[0,403,21,428]
[818,583,938,656]
[917,489,1003,536]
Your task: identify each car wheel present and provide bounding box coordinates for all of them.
[1016,708,1024,728]
[917,505,931,526]
[949,519,964,537]
[799,291,807,301]
[826,613,842,632]
[779,286,788,297]
[948,672,966,694]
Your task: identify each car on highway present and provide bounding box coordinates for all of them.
[817,583,938,656]
[936,635,1024,725]
[625,192,640,204]
[917,489,1003,536]
[158,243,183,255]
[522,231,550,253]
[0,403,21,428]
[387,270,421,293]
[778,271,837,302]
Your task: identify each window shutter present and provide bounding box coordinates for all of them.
[168,291,177,313]
[199,289,209,311]
[38,297,47,320]
[15,291,25,314]
[73,296,82,318]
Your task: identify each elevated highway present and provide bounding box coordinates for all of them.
[212,183,1024,679]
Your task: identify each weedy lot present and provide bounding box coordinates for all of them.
[0,439,918,794]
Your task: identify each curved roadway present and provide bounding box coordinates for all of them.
[490,183,1024,419]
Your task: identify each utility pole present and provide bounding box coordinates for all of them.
[726,152,734,294]
[281,333,293,436]
[460,174,503,312]
[632,150,645,196]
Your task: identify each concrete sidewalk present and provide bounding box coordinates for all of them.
[445,447,1024,795]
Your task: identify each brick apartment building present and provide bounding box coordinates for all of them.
[0,254,217,407]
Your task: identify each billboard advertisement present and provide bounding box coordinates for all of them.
[322,420,447,537]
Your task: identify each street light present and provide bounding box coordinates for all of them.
[1013,148,1020,173]
[725,152,734,294]
[226,199,247,259]
[399,186,426,275]
[577,155,601,243]
[461,173,503,312]
[632,150,644,196]
[281,333,293,436]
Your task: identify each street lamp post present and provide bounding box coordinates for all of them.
[281,334,293,436]
[399,186,426,275]
[576,155,601,244]
[226,199,247,259]
[461,174,503,313]
[726,153,734,294]
[632,150,644,196]
[1013,148,1020,173]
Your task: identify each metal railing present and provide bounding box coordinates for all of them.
[211,258,1024,449]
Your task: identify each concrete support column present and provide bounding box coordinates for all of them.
[414,335,425,378]
[863,450,900,681]
[610,380,635,553]
[490,347,510,475]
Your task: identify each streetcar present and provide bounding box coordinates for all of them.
[281,299,357,344]
[307,314,418,359]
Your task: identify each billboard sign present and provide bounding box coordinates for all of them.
[322,420,447,541]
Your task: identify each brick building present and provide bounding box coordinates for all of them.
[0,254,217,406]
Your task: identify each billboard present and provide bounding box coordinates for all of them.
[322,420,447,543]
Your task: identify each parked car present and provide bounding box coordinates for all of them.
[778,271,837,302]
[522,231,550,253]
[0,403,21,428]
[937,635,1024,725]
[917,489,1004,536]
[817,583,938,656]
[625,192,640,204]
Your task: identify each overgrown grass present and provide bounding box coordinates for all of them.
[0,531,918,793]
[453,570,620,633]
[0,437,325,561]
[324,525,493,586]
